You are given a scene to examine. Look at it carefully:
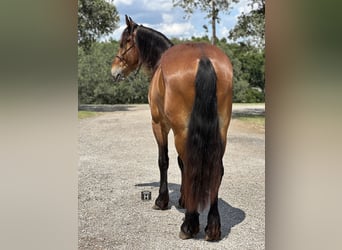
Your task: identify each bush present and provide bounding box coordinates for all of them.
[78,39,265,104]
[233,80,264,103]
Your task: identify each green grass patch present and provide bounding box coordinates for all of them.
[78,111,100,119]
[236,116,265,127]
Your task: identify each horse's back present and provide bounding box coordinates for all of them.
[161,43,233,87]
[160,43,233,107]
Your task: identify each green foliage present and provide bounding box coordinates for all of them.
[233,80,264,103]
[78,41,116,103]
[173,0,239,45]
[78,0,119,51]
[229,0,265,48]
[78,38,265,104]
[173,0,237,18]
[218,41,265,100]
[78,111,100,119]
[77,0,265,104]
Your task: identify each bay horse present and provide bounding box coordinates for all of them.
[111,16,233,241]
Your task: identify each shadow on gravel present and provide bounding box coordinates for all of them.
[78,104,135,112]
[232,108,265,118]
[135,182,246,240]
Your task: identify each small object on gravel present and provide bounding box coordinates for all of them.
[141,191,151,201]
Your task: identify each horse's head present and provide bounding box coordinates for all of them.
[111,15,140,82]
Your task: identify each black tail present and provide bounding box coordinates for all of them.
[184,57,224,212]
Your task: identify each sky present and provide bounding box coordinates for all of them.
[105,0,252,41]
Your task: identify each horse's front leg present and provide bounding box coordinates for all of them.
[152,121,170,210]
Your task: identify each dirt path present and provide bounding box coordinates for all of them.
[79,104,265,249]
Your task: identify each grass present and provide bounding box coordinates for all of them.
[78,111,101,119]
[78,105,265,128]
[232,104,265,128]
[236,116,265,127]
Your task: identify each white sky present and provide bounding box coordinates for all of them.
[105,0,252,41]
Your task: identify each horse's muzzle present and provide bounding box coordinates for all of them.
[112,73,123,82]
[111,66,127,82]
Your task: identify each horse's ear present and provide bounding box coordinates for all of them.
[128,16,136,27]
[125,15,130,27]
[126,16,137,34]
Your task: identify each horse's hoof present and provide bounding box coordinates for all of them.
[205,234,221,241]
[205,227,221,241]
[152,204,161,210]
[152,204,169,210]
[179,231,193,240]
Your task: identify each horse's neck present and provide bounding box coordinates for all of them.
[136,27,173,71]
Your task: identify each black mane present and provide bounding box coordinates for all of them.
[135,26,173,71]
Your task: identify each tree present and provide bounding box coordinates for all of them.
[229,0,265,48]
[215,39,265,102]
[78,41,116,103]
[78,0,119,51]
[173,0,238,45]
[78,38,264,104]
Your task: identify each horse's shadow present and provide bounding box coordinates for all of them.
[135,182,246,240]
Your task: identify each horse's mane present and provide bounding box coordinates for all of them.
[135,26,174,71]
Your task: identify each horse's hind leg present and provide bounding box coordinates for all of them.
[179,211,200,239]
[152,121,170,210]
[177,156,185,208]
[205,164,224,241]
[179,161,223,241]
[205,196,221,241]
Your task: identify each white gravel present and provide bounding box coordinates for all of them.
[79,104,265,249]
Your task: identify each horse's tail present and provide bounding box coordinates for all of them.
[184,56,224,212]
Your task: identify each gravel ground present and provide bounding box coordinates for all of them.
[79,103,265,250]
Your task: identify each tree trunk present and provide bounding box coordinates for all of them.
[211,0,216,45]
